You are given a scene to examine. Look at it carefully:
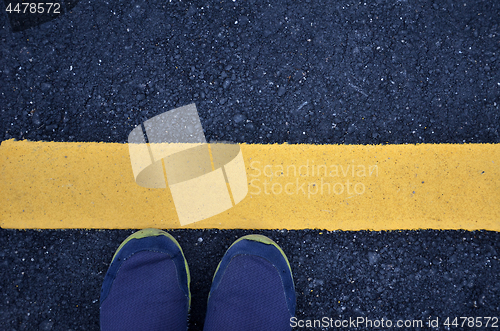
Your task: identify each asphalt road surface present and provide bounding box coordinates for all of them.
[1,0,499,330]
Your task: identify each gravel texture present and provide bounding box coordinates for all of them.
[1,229,499,330]
[1,0,499,330]
[1,0,499,144]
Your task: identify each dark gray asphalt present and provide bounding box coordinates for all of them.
[1,230,499,330]
[1,0,499,144]
[1,0,499,330]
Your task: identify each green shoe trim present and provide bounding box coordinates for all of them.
[212,234,293,282]
[111,228,191,307]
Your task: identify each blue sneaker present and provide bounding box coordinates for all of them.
[203,234,295,331]
[100,229,190,331]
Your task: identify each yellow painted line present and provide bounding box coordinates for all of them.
[1,139,499,231]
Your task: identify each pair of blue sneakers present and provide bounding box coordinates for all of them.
[100,229,295,330]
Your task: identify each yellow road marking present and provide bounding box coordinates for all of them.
[1,139,499,230]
